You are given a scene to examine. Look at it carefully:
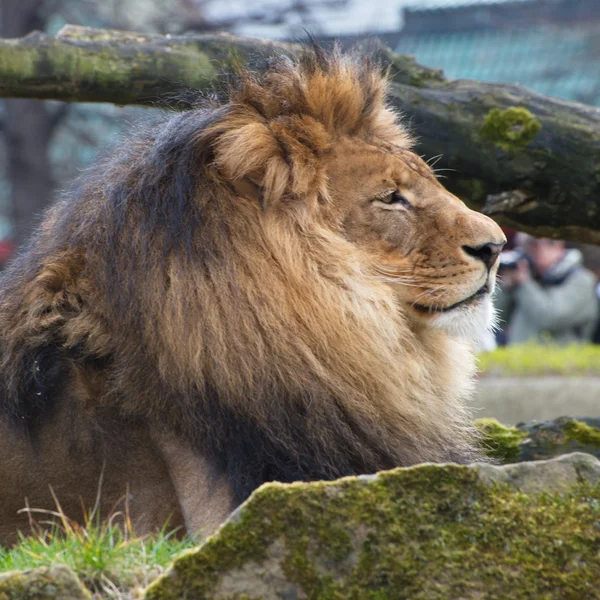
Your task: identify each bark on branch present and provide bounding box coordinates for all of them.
[2,25,600,243]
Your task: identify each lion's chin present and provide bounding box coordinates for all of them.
[412,283,489,315]
[426,293,497,346]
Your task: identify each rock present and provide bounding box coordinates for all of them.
[474,451,600,492]
[145,453,600,600]
[477,416,600,463]
[0,565,90,600]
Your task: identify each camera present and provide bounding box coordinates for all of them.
[499,248,536,272]
[499,248,526,270]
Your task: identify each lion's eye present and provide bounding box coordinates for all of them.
[380,192,411,208]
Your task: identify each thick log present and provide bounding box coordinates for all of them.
[0,26,294,105]
[1,25,600,242]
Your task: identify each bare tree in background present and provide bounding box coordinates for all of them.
[0,0,69,246]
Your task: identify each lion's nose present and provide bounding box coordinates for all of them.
[462,241,505,270]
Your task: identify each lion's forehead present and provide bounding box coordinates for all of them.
[328,143,436,188]
[392,148,436,181]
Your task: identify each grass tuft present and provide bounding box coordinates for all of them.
[0,496,197,598]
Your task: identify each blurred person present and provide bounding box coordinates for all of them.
[594,277,600,344]
[494,235,598,345]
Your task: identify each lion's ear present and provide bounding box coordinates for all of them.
[230,155,289,210]
[212,121,290,210]
[231,175,264,207]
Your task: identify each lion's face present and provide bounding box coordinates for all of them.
[324,137,506,338]
[209,52,505,343]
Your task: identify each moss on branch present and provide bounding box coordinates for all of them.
[481,107,542,150]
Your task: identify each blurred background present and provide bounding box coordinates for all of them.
[1,0,599,421]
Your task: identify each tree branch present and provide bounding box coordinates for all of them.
[0,25,293,105]
[1,25,600,242]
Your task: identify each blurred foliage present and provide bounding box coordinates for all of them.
[478,344,600,377]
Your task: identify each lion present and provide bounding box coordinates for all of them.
[0,46,505,543]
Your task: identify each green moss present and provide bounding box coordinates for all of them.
[562,419,600,447]
[475,418,600,464]
[146,462,600,600]
[389,54,446,87]
[1,35,217,105]
[481,106,542,151]
[478,343,600,376]
[407,69,443,88]
[476,418,527,462]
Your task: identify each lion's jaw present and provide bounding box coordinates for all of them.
[426,290,497,346]
[403,262,501,346]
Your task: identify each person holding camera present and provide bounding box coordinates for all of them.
[494,235,599,345]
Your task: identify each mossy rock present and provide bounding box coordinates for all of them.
[145,453,600,600]
[0,565,90,600]
[478,416,600,463]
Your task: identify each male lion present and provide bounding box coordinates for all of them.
[0,47,505,542]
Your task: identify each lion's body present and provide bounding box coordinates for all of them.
[0,48,505,542]
[0,407,185,543]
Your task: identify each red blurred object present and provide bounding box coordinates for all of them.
[0,240,14,263]
[502,228,517,249]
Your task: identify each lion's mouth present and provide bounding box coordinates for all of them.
[413,284,489,314]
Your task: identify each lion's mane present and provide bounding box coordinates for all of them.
[0,48,481,504]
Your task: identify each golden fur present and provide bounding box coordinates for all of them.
[0,47,505,542]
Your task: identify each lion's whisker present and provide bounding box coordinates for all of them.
[411,285,444,307]
[373,266,416,277]
[374,276,423,288]
[426,154,444,168]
